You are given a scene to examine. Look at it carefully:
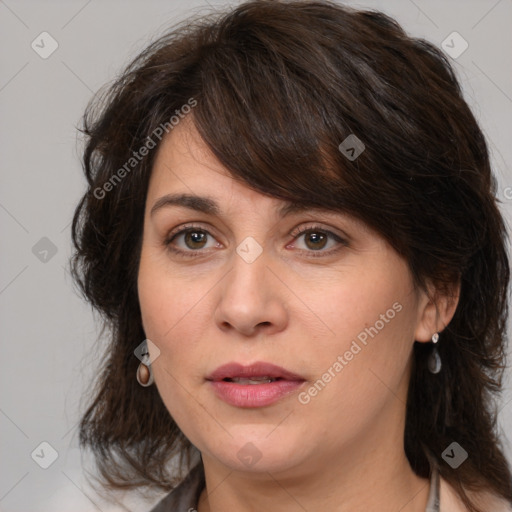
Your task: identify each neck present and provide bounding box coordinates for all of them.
[197,418,430,512]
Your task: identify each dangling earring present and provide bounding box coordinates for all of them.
[427,332,441,374]
[137,361,154,387]
[136,340,154,387]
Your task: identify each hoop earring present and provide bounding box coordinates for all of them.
[427,332,441,374]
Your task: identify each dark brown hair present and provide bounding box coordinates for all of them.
[70,1,512,509]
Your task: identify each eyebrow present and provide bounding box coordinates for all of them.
[149,193,328,218]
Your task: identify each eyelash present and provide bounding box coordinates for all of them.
[164,223,348,259]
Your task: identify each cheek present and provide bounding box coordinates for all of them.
[310,269,411,350]
[137,264,211,433]
[301,268,417,410]
[137,256,215,381]
[138,250,203,340]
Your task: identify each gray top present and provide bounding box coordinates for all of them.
[149,462,205,512]
[148,460,440,512]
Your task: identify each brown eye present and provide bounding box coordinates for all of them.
[304,231,328,250]
[290,225,348,257]
[184,230,208,249]
[164,225,221,258]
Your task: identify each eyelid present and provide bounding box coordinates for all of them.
[165,221,218,242]
[289,223,347,241]
[164,222,349,258]
[287,223,349,257]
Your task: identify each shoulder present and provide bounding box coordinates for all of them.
[440,475,512,512]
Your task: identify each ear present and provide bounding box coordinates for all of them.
[414,279,460,342]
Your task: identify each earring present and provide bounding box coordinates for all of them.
[136,361,154,387]
[136,340,154,387]
[427,332,441,374]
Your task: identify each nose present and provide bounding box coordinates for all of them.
[214,247,289,337]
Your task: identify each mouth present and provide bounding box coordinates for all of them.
[206,362,306,408]
[221,376,282,384]
[206,361,306,383]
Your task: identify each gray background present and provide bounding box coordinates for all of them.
[1,0,511,511]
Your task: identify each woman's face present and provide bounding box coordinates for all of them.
[137,115,434,476]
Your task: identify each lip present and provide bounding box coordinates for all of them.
[206,361,305,382]
[206,362,306,408]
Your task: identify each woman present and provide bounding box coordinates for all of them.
[70,1,512,511]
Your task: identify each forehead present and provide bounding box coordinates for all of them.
[148,117,314,218]
[149,115,236,190]
[146,114,375,237]
[150,115,298,211]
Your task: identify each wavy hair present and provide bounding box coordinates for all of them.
[70,1,512,509]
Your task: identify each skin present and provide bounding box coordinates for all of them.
[137,115,459,512]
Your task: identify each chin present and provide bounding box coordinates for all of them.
[205,428,308,474]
